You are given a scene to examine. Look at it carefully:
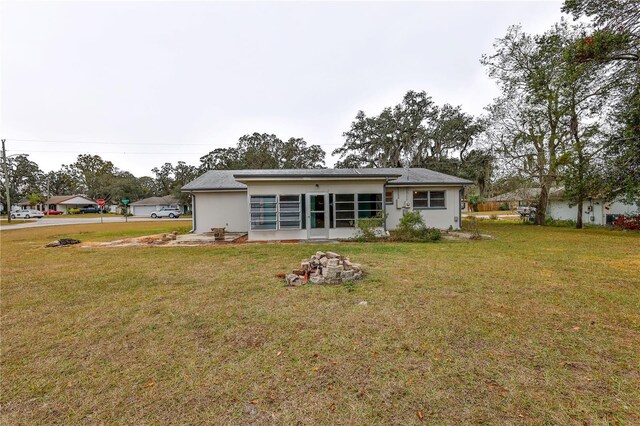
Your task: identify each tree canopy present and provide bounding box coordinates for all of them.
[199,133,326,170]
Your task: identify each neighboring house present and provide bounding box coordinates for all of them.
[546,188,638,225]
[182,168,472,241]
[489,187,639,225]
[105,202,121,214]
[129,196,184,216]
[45,195,98,213]
[16,198,44,211]
[485,188,542,210]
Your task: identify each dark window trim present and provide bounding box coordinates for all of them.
[385,190,393,205]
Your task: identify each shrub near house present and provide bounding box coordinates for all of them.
[391,211,442,242]
[614,215,640,230]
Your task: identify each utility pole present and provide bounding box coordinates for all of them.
[1,139,11,223]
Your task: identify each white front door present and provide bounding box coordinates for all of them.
[307,193,329,239]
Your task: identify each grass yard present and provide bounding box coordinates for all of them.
[465,210,517,216]
[1,222,639,424]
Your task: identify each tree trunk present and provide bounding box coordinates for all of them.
[535,185,549,225]
[576,198,583,229]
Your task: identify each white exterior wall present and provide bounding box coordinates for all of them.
[247,180,385,241]
[193,191,248,233]
[386,186,463,230]
[131,205,156,216]
[191,181,464,240]
[607,200,639,215]
[548,199,639,225]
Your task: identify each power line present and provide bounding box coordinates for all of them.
[10,138,213,146]
[6,150,209,155]
[6,138,346,146]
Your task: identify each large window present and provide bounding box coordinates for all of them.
[333,193,383,227]
[250,195,301,230]
[413,191,446,209]
[334,194,355,228]
[357,193,383,218]
[279,195,302,229]
[250,195,277,230]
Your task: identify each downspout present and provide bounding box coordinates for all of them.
[383,178,388,232]
[459,188,463,229]
[190,192,196,233]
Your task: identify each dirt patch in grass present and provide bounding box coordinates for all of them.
[1,222,639,424]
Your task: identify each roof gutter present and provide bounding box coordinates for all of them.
[387,181,473,187]
[232,173,402,179]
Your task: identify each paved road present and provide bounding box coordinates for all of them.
[461,214,520,220]
[1,217,191,230]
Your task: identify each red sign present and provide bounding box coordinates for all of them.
[97,198,105,207]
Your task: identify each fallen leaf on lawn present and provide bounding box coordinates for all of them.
[250,399,259,404]
[392,403,399,408]
[145,379,155,388]
[572,326,581,331]
[418,410,424,420]
[276,351,282,356]
[66,380,73,388]
[330,404,336,412]
[313,353,319,358]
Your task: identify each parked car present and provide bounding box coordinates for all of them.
[516,205,537,215]
[44,209,63,215]
[79,206,101,214]
[150,207,181,219]
[10,209,44,219]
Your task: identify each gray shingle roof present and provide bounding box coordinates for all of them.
[182,168,472,191]
[130,195,179,206]
[382,168,473,186]
[45,195,97,205]
[182,170,249,191]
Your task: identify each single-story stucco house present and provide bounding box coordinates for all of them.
[181,168,472,241]
[129,195,185,216]
[489,187,639,225]
[546,188,638,225]
[14,198,44,211]
[46,195,98,213]
[485,188,541,210]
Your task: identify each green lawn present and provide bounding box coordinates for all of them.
[1,222,638,424]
